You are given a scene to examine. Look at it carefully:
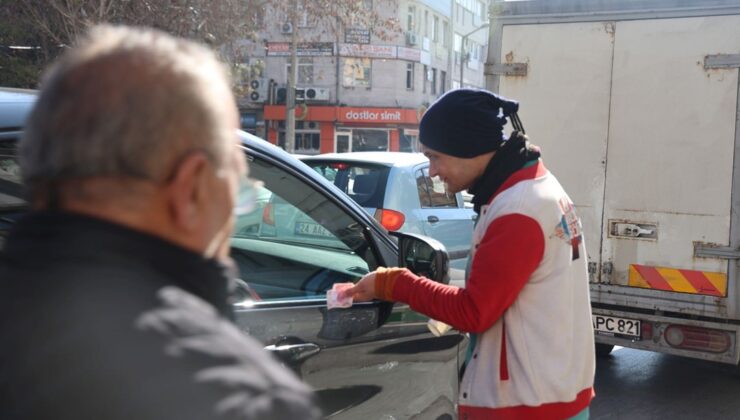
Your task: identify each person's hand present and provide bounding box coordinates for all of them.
[341,271,378,302]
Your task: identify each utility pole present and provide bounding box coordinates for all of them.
[285,0,298,153]
[459,23,489,88]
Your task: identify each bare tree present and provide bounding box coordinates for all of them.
[1,0,266,88]
[265,0,401,153]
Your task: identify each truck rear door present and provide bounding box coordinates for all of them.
[496,20,614,284]
[496,12,740,320]
[598,15,740,318]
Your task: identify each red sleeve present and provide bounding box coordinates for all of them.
[391,213,545,333]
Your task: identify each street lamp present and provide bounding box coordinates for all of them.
[459,23,489,88]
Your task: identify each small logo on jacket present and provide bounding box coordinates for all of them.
[553,197,583,261]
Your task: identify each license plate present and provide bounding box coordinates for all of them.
[592,314,641,339]
[294,221,333,238]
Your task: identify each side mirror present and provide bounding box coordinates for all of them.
[389,231,449,284]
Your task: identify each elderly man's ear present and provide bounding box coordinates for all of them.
[166,152,213,232]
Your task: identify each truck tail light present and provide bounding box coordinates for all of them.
[664,325,731,353]
[374,209,405,231]
[641,322,653,340]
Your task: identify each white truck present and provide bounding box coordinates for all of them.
[486,0,740,365]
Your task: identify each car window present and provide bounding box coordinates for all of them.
[0,139,23,203]
[305,161,390,208]
[0,138,25,250]
[416,168,457,208]
[230,154,378,301]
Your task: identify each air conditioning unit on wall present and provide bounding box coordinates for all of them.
[302,87,330,102]
[281,22,293,34]
[247,78,269,102]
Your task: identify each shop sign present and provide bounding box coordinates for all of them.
[397,46,421,62]
[339,44,397,59]
[342,108,403,122]
[344,28,371,44]
[267,42,335,57]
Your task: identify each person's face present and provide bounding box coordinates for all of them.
[421,145,480,193]
[201,111,246,259]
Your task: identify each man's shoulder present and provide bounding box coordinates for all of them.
[128,285,321,419]
[0,276,320,420]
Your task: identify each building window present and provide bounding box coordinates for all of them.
[442,21,449,47]
[407,6,416,31]
[424,10,429,37]
[296,1,315,27]
[287,57,314,84]
[343,58,371,88]
[440,70,446,93]
[431,68,437,95]
[278,121,321,154]
[400,129,418,152]
[350,0,373,26]
[406,62,414,90]
[352,129,388,152]
[432,15,439,42]
[453,33,462,53]
[335,128,389,152]
[422,65,428,93]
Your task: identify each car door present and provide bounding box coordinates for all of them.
[230,149,465,419]
[412,165,475,271]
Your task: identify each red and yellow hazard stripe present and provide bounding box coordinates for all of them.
[629,264,727,297]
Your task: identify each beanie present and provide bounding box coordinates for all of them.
[419,88,522,158]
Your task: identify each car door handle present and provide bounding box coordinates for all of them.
[264,342,321,364]
[427,215,439,223]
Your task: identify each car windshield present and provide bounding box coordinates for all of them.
[305,161,390,209]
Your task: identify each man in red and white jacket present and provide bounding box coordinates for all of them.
[343,89,595,419]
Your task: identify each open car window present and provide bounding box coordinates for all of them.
[230,153,378,302]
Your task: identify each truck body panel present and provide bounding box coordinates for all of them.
[488,0,740,363]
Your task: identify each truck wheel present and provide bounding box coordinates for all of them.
[595,343,614,357]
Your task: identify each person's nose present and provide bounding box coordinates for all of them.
[428,162,439,178]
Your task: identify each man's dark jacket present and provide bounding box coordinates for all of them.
[0,211,321,420]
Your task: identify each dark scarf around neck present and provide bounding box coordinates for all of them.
[468,132,541,214]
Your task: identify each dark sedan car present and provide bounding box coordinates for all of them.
[0,88,466,419]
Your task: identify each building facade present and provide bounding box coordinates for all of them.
[238,0,490,154]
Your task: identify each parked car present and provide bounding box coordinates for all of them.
[301,152,476,271]
[0,89,467,419]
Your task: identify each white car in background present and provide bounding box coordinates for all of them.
[301,152,476,271]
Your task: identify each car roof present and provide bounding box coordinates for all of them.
[300,151,428,168]
[0,88,37,131]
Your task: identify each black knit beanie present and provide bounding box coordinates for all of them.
[419,88,522,158]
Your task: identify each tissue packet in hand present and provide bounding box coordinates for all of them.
[427,319,452,337]
[327,282,354,309]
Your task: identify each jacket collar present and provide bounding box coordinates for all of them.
[2,211,233,316]
[491,160,548,202]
